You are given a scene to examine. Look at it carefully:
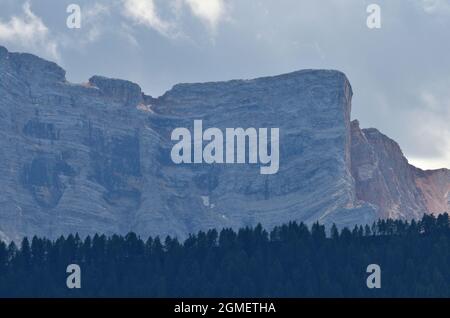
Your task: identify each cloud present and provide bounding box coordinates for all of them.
[85,2,110,18]
[0,2,59,60]
[184,0,226,29]
[119,22,140,47]
[84,3,110,41]
[401,86,450,169]
[120,0,227,38]
[420,0,450,14]
[74,3,111,45]
[122,0,173,36]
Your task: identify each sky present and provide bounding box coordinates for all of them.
[0,0,449,170]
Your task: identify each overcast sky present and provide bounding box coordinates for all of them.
[1,0,449,170]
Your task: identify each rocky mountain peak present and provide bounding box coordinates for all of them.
[0,46,66,85]
[351,120,450,219]
[0,46,448,242]
[0,46,8,58]
[88,75,143,107]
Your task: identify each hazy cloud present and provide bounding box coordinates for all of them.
[83,3,110,42]
[0,2,59,60]
[121,0,228,37]
[421,0,450,14]
[184,0,226,29]
[122,0,174,37]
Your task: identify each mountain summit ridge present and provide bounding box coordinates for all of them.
[0,46,448,241]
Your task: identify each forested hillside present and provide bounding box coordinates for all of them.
[0,214,449,297]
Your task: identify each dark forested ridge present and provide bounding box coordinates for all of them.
[0,213,449,298]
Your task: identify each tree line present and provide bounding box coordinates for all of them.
[0,213,449,297]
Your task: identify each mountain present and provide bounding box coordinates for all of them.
[0,46,449,241]
[351,120,450,220]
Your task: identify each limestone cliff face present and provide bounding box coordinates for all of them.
[0,46,447,241]
[148,69,376,234]
[351,120,450,219]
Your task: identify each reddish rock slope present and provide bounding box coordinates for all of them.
[351,120,450,219]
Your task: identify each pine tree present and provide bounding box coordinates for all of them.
[331,223,339,240]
